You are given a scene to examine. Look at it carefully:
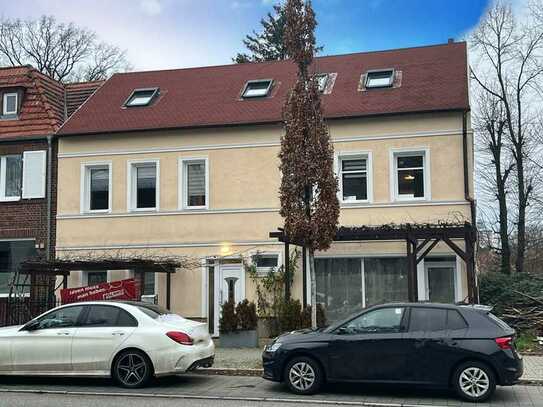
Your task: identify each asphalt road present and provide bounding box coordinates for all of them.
[0,374,542,407]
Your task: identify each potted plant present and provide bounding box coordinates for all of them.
[219,299,258,348]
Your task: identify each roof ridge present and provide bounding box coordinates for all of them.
[112,41,465,77]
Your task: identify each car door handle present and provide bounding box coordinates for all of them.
[112,331,125,336]
[57,331,70,336]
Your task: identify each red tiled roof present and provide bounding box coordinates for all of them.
[65,81,105,118]
[58,42,469,136]
[0,66,102,141]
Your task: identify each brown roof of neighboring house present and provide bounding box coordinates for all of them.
[58,42,469,137]
[0,66,102,141]
[65,80,105,118]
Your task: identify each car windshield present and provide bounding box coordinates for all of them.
[136,304,171,319]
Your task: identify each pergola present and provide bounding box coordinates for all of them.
[270,222,478,305]
[19,257,183,309]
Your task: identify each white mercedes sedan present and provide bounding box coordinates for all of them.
[0,301,215,387]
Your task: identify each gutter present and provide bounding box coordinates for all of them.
[462,110,476,225]
[46,135,53,261]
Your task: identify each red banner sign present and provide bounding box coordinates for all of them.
[60,278,139,304]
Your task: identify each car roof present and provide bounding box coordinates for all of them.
[372,302,467,310]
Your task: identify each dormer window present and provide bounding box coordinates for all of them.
[124,88,159,107]
[242,79,273,98]
[365,69,394,89]
[2,92,18,115]
[315,73,329,92]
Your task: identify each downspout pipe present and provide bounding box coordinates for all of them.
[462,110,476,225]
[46,135,53,261]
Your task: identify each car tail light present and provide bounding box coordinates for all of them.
[495,336,513,350]
[166,331,193,346]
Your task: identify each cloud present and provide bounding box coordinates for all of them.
[139,0,162,16]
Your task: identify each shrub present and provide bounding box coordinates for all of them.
[219,300,237,333]
[236,299,258,330]
[277,299,303,333]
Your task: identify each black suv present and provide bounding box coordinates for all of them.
[262,303,523,402]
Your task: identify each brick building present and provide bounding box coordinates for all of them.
[0,66,101,316]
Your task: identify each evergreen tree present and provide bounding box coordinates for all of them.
[234,4,288,63]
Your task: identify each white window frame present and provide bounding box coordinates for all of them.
[178,157,209,210]
[241,79,273,98]
[80,161,112,214]
[0,154,22,202]
[365,69,394,89]
[389,148,431,202]
[127,159,160,212]
[123,87,159,107]
[252,252,282,276]
[82,270,109,286]
[2,92,18,115]
[335,151,373,204]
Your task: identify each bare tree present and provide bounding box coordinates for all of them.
[473,90,514,273]
[470,1,543,273]
[0,15,131,83]
[280,0,339,328]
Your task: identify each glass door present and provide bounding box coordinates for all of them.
[425,263,456,303]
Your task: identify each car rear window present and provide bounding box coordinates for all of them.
[487,312,512,331]
[409,308,447,332]
[136,304,170,319]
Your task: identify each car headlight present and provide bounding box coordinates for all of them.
[265,342,282,352]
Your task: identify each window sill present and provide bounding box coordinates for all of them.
[128,207,159,213]
[0,197,21,202]
[393,196,429,202]
[341,199,370,205]
[81,209,111,215]
[181,206,208,211]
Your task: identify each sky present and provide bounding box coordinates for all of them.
[0,0,493,72]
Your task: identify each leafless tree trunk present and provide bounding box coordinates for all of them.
[474,91,514,273]
[0,15,131,83]
[471,1,543,273]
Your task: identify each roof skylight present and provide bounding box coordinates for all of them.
[242,80,273,98]
[365,69,394,89]
[124,88,159,107]
[315,73,329,92]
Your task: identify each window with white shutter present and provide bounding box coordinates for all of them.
[180,158,208,209]
[0,154,22,201]
[22,150,46,199]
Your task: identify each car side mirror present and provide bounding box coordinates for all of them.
[336,326,349,335]
[22,320,40,331]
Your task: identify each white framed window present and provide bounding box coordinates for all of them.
[179,157,208,210]
[127,160,159,211]
[0,154,22,201]
[86,271,108,286]
[365,69,394,88]
[2,92,18,115]
[241,79,273,98]
[81,162,112,213]
[390,148,430,201]
[252,252,281,275]
[337,152,372,203]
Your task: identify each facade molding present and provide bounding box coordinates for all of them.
[56,200,469,220]
[57,128,469,159]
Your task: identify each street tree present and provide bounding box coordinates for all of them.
[279,0,339,328]
[0,15,131,83]
[470,0,543,273]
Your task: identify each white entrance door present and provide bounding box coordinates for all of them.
[213,262,245,336]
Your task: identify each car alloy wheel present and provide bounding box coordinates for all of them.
[459,367,490,398]
[289,362,315,392]
[284,356,323,395]
[115,352,150,387]
[453,361,495,402]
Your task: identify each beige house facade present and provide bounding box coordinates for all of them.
[55,42,475,335]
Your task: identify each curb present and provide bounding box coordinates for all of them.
[196,367,263,376]
[0,388,448,407]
